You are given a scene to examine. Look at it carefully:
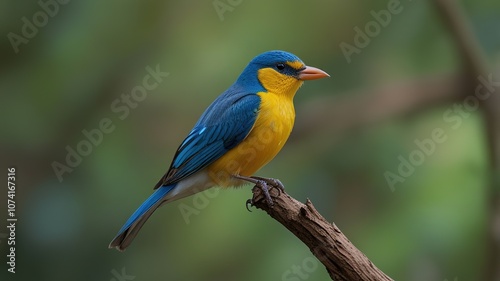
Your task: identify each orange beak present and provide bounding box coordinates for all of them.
[298,66,330,80]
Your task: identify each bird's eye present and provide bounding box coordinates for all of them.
[276,63,285,70]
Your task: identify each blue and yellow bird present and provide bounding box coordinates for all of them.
[109,50,329,251]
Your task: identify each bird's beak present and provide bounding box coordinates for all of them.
[298,66,330,80]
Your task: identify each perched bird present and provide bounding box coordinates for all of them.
[109,50,329,251]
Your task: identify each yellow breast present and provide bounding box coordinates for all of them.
[207,67,304,187]
[207,91,296,187]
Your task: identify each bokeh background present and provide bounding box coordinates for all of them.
[1,0,500,280]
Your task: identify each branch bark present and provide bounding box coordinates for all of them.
[250,186,393,281]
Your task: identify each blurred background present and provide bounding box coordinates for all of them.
[1,0,499,280]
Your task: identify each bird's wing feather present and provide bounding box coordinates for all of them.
[154,90,261,189]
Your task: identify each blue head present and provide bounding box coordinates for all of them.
[234,50,329,97]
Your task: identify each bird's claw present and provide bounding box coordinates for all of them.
[234,175,283,210]
[246,179,274,211]
[255,177,285,195]
[257,179,274,206]
[245,199,254,212]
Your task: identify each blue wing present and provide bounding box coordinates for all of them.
[154,88,261,189]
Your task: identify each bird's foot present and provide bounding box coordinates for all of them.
[233,175,284,211]
[251,176,285,195]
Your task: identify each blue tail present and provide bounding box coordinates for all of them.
[109,185,175,251]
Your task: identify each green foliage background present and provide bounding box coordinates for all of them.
[1,0,499,280]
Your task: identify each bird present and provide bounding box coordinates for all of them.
[109,50,329,251]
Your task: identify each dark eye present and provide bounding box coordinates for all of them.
[276,63,285,70]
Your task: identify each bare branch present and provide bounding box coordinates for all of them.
[251,186,393,281]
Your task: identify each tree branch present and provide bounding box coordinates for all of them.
[291,73,467,144]
[434,1,500,280]
[250,186,393,281]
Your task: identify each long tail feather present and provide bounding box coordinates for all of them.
[109,185,175,251]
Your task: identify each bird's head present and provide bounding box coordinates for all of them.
[236,50,329,98]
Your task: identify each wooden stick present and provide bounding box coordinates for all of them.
[250,185,393,281]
